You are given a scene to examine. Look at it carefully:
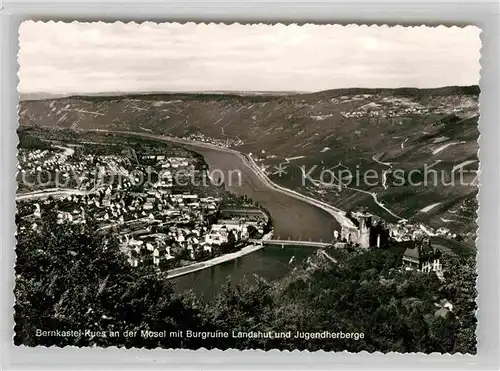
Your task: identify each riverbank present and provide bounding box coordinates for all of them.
[243,153,357,230]
[171,243,314,298]
[166,244,264,280]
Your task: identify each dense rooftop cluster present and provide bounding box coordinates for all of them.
[17,138,270,273]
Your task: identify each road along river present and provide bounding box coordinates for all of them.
[179,143,340,242]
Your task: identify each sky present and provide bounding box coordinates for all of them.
[18,21,481,94]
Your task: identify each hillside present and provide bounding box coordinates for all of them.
[19,86,479,240]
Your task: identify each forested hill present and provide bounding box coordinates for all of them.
[15,208,477,353]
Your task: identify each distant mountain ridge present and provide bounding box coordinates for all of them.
[20,85,479,102]
[20,90,308,102]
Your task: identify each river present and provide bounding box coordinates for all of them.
[178,142,339,241]
[90,131,339,296]
[170,141,338,297]
[172,244,316,300]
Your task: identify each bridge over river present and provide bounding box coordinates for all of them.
[249,239,333,248]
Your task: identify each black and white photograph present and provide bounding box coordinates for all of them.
[15,21,480,353]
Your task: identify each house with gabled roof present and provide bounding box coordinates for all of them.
[402,237,443,278]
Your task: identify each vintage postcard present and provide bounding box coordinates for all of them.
[15,22,480,353]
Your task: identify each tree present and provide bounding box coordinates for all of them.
[220,231,238,254]
[246,225,258,238]
[439,253,477,353]
[205,277,275,349]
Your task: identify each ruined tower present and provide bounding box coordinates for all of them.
[355,211,372,248]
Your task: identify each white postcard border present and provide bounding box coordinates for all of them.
[1,1,499,370]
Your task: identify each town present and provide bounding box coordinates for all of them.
[16,132,271,275]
